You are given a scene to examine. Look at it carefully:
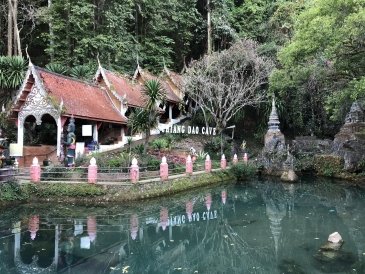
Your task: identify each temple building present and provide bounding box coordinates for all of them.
[10,61,184,166]
[132,64,185,132]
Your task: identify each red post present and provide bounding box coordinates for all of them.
[243,153,248,164]
[30,157,41,183]
[160,156,169,181]
[130,158,139,183]
[205,154,212,173]
[186,155,193,175]
[233,154,238,165]
[88,157,97,184]
[220,154,227,170]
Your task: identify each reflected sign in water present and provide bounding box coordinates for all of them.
[0,178,364,273]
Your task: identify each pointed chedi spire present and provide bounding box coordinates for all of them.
[268,97,280,131]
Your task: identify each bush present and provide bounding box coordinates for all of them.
[230,163,257,180]
[313,155,343,177]
[132,144,144,155]
[41,166,74,180]
[204,136,232,160]
[0,180,26,201]
[151,138,168,151]
[34,183,106,197]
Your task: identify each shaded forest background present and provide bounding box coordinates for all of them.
[0,0,364,138]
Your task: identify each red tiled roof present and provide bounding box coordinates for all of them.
[166,70,183,88]
[104,70,145,108]
[36,67,127,124]
[136,69,181,103]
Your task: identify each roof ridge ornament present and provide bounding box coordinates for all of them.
[25,45,33,67]
[97,53,102,68]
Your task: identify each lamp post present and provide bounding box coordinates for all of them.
[9,143,23,169]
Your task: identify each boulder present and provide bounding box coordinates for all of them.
[332,100,365,172]
[281,169,298,182]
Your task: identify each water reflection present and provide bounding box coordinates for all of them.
[0,178,364,273]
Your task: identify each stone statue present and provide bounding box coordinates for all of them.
[64,117,76,167]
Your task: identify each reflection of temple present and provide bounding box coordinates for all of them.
[13,220,59,273]
[1,182,364,273]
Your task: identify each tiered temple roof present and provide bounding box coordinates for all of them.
[12,65,127,124]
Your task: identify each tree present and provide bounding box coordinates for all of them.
[0,55,27,107]
[270,0,365,136]
[128,79,166,154]
[183,39,274,152]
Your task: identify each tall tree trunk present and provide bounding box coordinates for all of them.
[12,0,21,56]
[143,130,150,154]
[48,0,54,61]
[7,0,13,56]
[207,0,212,55]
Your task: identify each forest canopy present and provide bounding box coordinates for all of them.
[1,0,364,137]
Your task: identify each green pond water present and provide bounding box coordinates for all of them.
[0,177,364,274]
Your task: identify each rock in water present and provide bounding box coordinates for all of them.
[320,232,344,251]
[281,170,298,182]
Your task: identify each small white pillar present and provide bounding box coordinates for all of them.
[56,117,62,157]
[17,117,24,148]
[93,124,99,143]
[169,104,173,122]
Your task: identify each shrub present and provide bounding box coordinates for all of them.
[41,166,73,181]
[204,136,232,160]
[151,138,168,151]
[230,163,257,180]
[0,180,26,201]
[132,144,144,155]
[313,155,343,177]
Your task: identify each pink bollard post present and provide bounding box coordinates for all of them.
[205,154,212,173]
[130,158,139,183]
[30,157,41,183]
[220,154,227,170]
[233,154,238,165]
[88,157,97,184]
[160,156,169,181]
[186,155,193,175]
[243,153,248,164]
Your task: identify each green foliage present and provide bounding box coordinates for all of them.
[70,64,96,80]
[151,138,168,151]
[132,144,145,155]
[144,157,161,171]
[230,163,257,180]
[270,0,365,135]
[0,180,28,201]
[313,155,344,177]
[32,183,106,197]
[89,152,133,168]
[0,112,17,143]
[41,166,74,180]
[0,56,27,107]
[204,136,232,160]
[45,63,69,75]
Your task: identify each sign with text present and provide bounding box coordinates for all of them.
[164,125,217,135]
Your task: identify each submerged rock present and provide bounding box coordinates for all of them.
[278,259,306,274]
[313,232,357,273]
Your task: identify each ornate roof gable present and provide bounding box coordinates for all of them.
[14,62,61,125]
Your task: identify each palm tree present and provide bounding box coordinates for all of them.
[128,79,165,154]
[0,56,27,107]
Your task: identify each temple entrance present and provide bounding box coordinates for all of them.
[21,114,58,167]
[23,114,57,146]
